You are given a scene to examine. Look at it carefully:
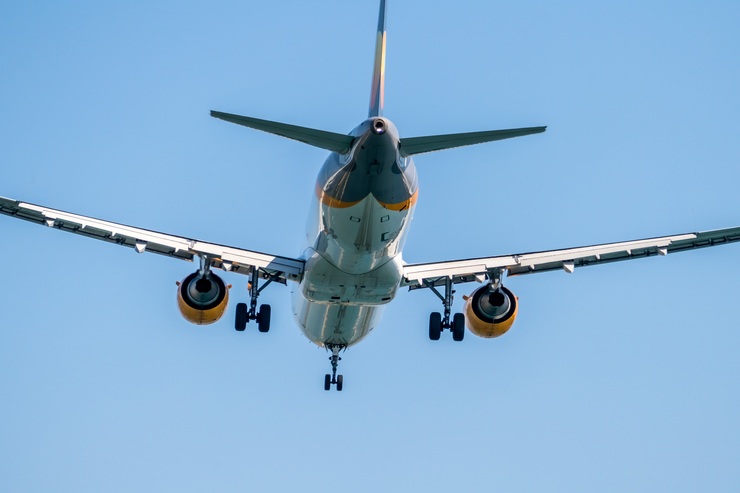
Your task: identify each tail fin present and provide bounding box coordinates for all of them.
[368,0,388,118]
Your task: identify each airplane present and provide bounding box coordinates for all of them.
[2,0,739,392]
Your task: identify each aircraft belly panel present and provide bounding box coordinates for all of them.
[290,248,401,347]
[291,285,385,347]
[309,194,416,274]
[299,248,403,304]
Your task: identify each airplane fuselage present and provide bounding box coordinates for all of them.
[291,117,418,347]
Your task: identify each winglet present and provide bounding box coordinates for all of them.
[368,0,388,118]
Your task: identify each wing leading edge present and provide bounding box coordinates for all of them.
[402,227,740,290]
[0,196,304,283]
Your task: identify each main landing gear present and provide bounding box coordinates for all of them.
[235,268,272,333]
[426,277,465,342]
[324,344,345,391]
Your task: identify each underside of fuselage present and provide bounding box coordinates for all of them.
[292,117,418,348]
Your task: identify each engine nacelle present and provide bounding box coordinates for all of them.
[176,271,230,325]
[463,284,519,338]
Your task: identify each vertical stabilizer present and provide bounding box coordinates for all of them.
[368,0,387,118]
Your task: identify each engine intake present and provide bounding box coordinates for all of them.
[177,271,230,325]
[464,284,518,338]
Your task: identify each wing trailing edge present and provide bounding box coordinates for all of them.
[211,111,355,154]
[401,226,740,290]
[399,126,547,157]
[0,195,305,281]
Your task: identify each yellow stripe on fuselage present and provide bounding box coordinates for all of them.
[316,181,418,211]
[378,188,418,211]
[315,181,362,209]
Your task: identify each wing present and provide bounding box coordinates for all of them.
[401,227,740,290]
[0,196,304,284]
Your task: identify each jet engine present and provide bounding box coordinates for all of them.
[463,284,519,338]
[176,271,230,325]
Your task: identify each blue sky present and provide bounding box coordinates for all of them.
[1,0,739,491]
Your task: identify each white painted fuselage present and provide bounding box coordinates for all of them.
[291,118,418,348]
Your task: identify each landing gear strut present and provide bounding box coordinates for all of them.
[235,268,272,332]
[324,344,345,391]
[426,277,465,341]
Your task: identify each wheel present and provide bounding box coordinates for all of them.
[235,303,248,331]
[429,312,442,340]
[336,375,343,391]
[324,374,331,391]
[452,312,465,341]
[257,304,271,333]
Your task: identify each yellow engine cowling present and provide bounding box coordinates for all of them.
[463,285,519,338]
[176,271,230,325]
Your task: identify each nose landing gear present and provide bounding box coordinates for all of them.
[324,345,345,391]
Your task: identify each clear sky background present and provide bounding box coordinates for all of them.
[1,0,739,491]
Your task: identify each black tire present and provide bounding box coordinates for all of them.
[429,312,442,341]
[258,304,271,333]
[324,374,331,391]
[336,375,343,391]
[452,312,465,342]
[235,303,248,331]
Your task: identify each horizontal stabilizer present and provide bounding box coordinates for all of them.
[211,111,355,154]
[399,126,547,157]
